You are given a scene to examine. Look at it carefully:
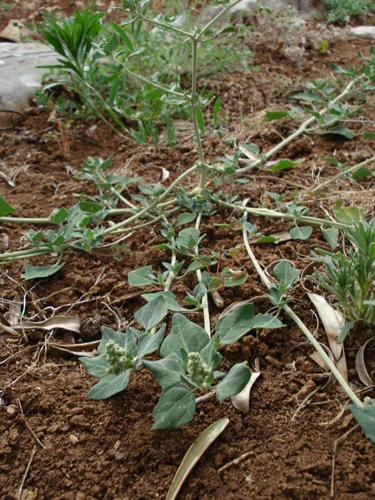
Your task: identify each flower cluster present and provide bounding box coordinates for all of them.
[187,352,211,387]
[105,340,135,375]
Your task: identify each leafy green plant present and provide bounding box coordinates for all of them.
[81,303,282,429]
[324,0,375,23]
[315,219,375,331]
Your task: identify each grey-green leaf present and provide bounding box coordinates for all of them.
[250,313,284,330]
[128,266,156,286]
[160,314,209,358]
[80,353,108,378]
[137,325,166,359]
[216,362,251,402]
[349,399,375,444]
[289,226,313,240]
[273,260,300,287]
[143,353,185,389]
[152,384,196,430]
[88,371,130,400]
[216,304,255,345]
[22,262,65,280]
[321,226,339,249]
[134,296,168,330]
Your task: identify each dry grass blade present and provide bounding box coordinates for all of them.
[231,371,261,413]
[355,338,374,387]
[48,340,100,357]
[308,293,347,381]
[12,316,81,333]
[166,417,229,500]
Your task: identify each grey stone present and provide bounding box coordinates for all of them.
[0,42,58,127]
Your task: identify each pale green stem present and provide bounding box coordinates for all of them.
[195,212,211,337]
[0,217,50,225]
[301,156,375,197]
[237,77,362,173]
[241,214,364,408]
[116,62,188,99]
[217,199,348,229]
[138,13,193,39]
[100,164,199,236]
[197,0,244,39]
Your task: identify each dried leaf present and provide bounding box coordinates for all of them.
[49,340,99,357]
[356,339,374,387]
[231,371,261,413]
[166,417,229,500]
[12,316,80,333]
[308,293,347,381]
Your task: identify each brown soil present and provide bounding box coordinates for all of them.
[1,3,375,499]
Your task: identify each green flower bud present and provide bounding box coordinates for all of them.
[105,340,135,375]
[187,352,211,387]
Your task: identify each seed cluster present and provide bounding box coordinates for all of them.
[105,340,135,375]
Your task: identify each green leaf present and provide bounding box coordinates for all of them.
[352,167,372,180]
[250,313,284,330]
[166,417,229,500]
[323,125,356,139]
[137,325,166,359]
[88,371,130,400]
[338,321,356,343]
[0,196,15,216]
[160,314,209,358]
[216,362,251,401]
[363,131,375,141]
[176,212,196,226]
[79,200,103,213]
[289,226,313,240]
[195,107,205,135]
[350,399,375,444]
[128,265,156,286]
[134,295,168,330]
[334,202,363,224]
[321,226,339,249]
[98,326,138,356]
[49,207,69,224]
[22,262,65,280]
[143,352,185,389]
[265,111,289,121]
[80,353,108,378]
[273,260,300,287]
[270,159,296,172]
[142,291,185,312]
[213,96,222,128]
[216,303,255,344]
[152,384,196,430]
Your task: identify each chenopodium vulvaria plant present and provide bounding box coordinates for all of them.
[80,303,283,429]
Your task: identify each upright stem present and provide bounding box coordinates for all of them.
[190,38,207,191]
[195,213,211,337]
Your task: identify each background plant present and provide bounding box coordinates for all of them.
[324,0,375,23]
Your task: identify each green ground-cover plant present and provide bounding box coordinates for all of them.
[1,1,375,440]
[324,0,375,23]
[315,218,375,332]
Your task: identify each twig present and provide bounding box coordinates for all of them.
[218,450,253,473]
[195,391,215,404]
[17,446,37,500]
[17,399,46,449]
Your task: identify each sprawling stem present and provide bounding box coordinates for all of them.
[218,199,348,229]
[237,77,362,173]
[300,156,375,197]
[195,213,211,337]
[0,217,50,225]
[241,212,364,408]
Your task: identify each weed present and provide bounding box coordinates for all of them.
[315,219,375,330]
[324,0,375,23]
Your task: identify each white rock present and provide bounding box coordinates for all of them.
[350,26,375,38]
[0,43,58,127]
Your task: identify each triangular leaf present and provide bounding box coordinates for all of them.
[216,304,255,344]
[216,362,251,401]
[88,371,130,400]
[134,296,168,330]
[22,262,65,280]
[160,314,209,358]
[152,384,196,429]
[0,196,15,216]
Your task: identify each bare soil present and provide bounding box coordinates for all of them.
[1,2,375,499]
